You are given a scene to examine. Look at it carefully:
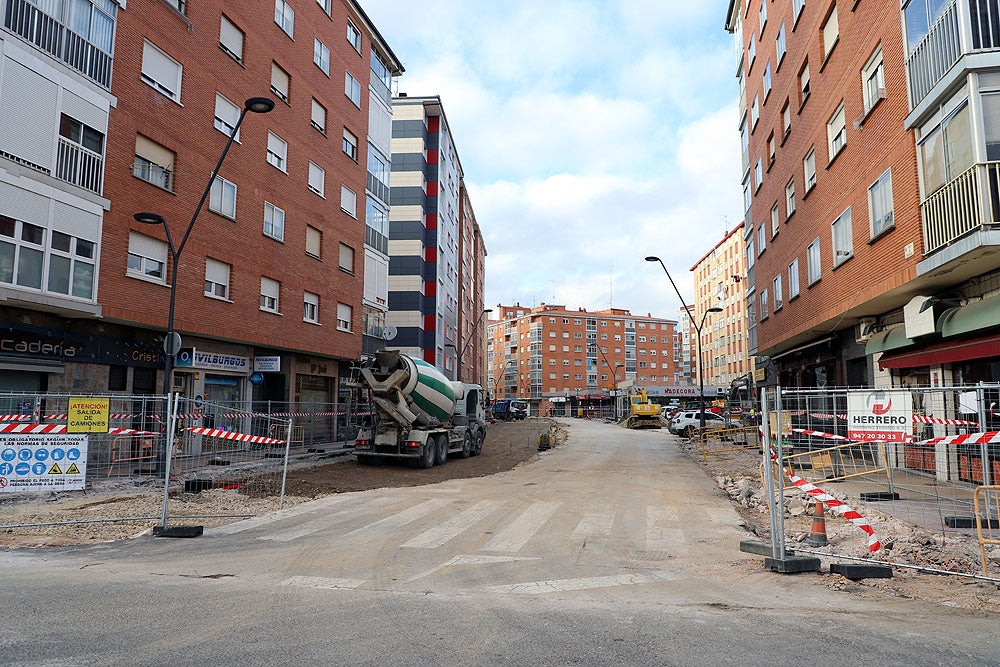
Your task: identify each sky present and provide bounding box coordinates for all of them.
[362,0,745,323]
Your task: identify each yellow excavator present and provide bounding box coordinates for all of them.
[618,388,669,429]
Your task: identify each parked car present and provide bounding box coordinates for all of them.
[669,410,742,437]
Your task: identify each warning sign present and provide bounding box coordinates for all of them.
[847,390,913,443]
[68,397,110,433]
[0,433,87,492]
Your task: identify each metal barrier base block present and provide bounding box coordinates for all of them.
[764,555,821,573]
[945,516,1000,529]
[860,491,900,501]
[740,539,795,556]
[830,563,893,580]
[152,525,204,538]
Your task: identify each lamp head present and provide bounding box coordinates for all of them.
[644,256,660,263]
[484,308,494,314]
[245,97,276,114]
[708,307,724,313]
[134,212,166,227]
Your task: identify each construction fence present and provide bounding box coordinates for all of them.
[0,392,295,532]
[752,385,1000,580]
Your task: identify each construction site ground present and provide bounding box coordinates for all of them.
[2,418,999,614]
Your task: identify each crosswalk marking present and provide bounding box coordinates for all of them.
[401,499,506,549]
[571,514,615,540]
[405,554,542,583]
[209,494,358,536]
[646,506,685,552]
[480,501,561,552]
[283,575,366,590]
[345,498,452,538]
[486,570,680,595]
[257,497,398,542]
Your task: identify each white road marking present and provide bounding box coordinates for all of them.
[401,500,506,548]
[486,570,680,595]
[283,575,366,589]
[646,506,685,552]
[571,514,615,540]
[404,554,541,583]
[345,498,453,538]
[480,501,561,552]
[208,495,358,536]
[256,497,398,542]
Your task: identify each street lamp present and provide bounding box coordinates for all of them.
[134,96,274,397]
[449,307,493,382]
[645,256,723,432]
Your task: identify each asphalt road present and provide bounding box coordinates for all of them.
[2,419,998,666]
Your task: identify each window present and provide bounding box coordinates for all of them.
[786,178,796,216]
[274,0,294,37]
[822,5,839,58]
[763,61,772,99]
[165,0,185,13]
[754,158,763,190]
[209,176,237,218]
[317,0,332,14]
[794,0,805,23]
[133,135,174,190]
[868,168,894,237]
[804,147,816,191]
[314,38,330,76]
[127,231,166,282]
[799,62,810,104]
[757,223,766,254]
[771,203,780,237]
[782,102,791,137]
[304,292,319,323]
[219,15,244,63]
[204,258,230,300]
[919,102,973,195]
[345,71,361,107]
[338,243,354,273]
[264,202,285,241]
[828,102,847,158]
[347,19,362,52]
[260,276,280,313]
[807,238,822,284]
[337,302,352,332]
[751,94,759,128]
[311,99,326,133]
[773,275,783,310]
[0,217,95,299]
[306,225,322,258]
[266,131,287,171]
[776,22,786,64]
[748,36,756,67]
[831,207,853,265]
[340,185,357,217]
[759,0,767,33]
[760,288,769,320]
[271,62,289,103]
[788,258,800,299]
[768,132,776,165]
[342,128,358,160]
[308,162,325,196]
[214,94,241,139]
[862,47,885,113]
[141,40,182,102]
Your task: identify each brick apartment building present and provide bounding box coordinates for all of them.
[0,0,403,408]
[690,222,751,388]
[487,303,679,415]
[387,95,488,384]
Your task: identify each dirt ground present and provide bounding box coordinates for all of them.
[2,418,999,614]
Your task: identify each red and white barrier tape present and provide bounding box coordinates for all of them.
[912,415,979,426]
[914,430,1000,447]
[185,427,286,446]
[0,423,157,436]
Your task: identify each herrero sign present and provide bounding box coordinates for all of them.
[846,390,912,443]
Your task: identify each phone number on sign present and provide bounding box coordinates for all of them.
[848,430,908,442]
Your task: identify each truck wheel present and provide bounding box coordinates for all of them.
[460,432,472,458]
[434,435,448,466]
[473,431,484,455]
[418,441,435,469]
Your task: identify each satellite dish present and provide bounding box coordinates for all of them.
[383,326,398,340]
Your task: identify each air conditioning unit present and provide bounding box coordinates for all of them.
[856,318,877,343]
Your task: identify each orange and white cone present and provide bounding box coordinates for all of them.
[805,501,828,547]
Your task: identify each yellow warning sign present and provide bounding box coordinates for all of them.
[66,462,80,475]
[68,397,110,433]
[48,462,63,474]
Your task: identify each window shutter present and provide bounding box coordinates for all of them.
[142,41,180,94]
[135,135,174,169]
[128,232,167,262]
[271,63,289,99]
[205,258,229,283]
[219,16,243,60]
[340,185,356,216]
[339,243,353,271]
[306,225,321,256]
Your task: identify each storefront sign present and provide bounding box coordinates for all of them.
[67,397,109,433]
[0,434,87,492]
[253,356,281,372]
[175,348,249,374]
[0,325,163,367]
[847,390,913,443]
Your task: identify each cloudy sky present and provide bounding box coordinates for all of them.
[363,0,745,322]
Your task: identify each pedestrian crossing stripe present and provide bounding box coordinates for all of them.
[66,462,80,474]
[48,462,63,474]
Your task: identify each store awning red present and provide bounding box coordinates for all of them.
[878,332,1000,369]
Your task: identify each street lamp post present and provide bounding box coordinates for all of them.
[645,256,723,432]
[135,96,274,397]
[448,307,493,382]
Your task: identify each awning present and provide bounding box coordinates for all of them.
[0,357,65,374]
[878,332,1000,369]
[865,326,913,356]
[938,298,1000,337]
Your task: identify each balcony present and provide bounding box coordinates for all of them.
[55,137,102,194]
[918,161,1000,279]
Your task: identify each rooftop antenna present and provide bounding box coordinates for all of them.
[723,214,729,234]
[610,265,613,309]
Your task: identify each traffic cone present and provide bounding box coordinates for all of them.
[805,501,828,547]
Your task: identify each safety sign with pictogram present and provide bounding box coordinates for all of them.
[0,433,87,493]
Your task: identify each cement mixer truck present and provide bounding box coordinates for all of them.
[351,350,487,468]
